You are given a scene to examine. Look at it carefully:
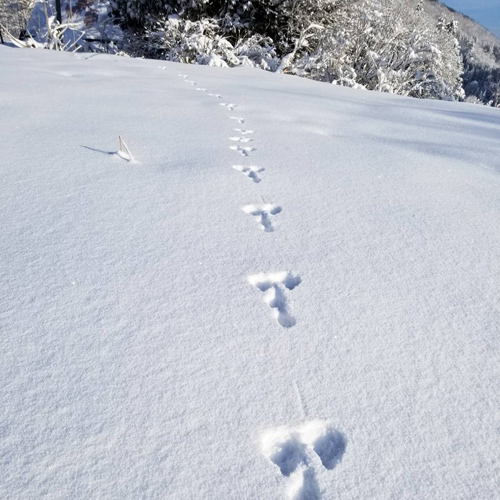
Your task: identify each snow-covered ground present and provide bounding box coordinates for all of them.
[1,46,500,500]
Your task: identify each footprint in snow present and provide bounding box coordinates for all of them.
[243,204,282,232]
[220,103,237,111]
[232,165,264,183]
[230,136,253,143]
[262,421,346,500]
[230,145,255,157]
[230,116,245,124]
[208,93,222,99]
[196,88,208,92]
[234,129,254,135]
[248,271,301,328]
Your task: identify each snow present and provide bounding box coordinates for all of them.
[1,45,500,499]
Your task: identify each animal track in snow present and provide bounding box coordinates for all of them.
[220,103,237,111]
[196,88,208,92]
[230,136,254,143]
[208,93,222,99]
[230,116,245,124]
[234,129,254,135]
[243,204,282,232]
[248,271,301,328]
[230,145,256,157]
[232,165,264,184]
[262,421,346,500]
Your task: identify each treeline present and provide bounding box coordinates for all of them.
[460,38,500,106]
[110,0,466,101]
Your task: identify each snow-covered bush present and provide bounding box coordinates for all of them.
[124,15,238,65]
[287,0,464,100]
[234,34,280,71]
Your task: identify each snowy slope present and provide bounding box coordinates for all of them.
[1,46,500,500]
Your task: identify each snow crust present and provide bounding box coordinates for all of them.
[1,46,500,499]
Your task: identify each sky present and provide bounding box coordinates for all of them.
[442,0,500,37]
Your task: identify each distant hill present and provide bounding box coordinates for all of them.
[423,0,500,106]
[424,0,500,67]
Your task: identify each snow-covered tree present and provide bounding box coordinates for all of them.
[287,0,464,100]
[110,0,465,101]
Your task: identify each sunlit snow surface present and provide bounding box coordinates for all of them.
[1,46,500,499]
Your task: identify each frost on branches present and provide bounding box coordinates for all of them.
[110,0,465,101]
[287,0,464,101]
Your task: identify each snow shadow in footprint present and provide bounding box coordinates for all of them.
[230,136,254,143]
[313,429,346,470]
[230,145,256,156]
[243,204,282,232]
[270,439,321,500]
[262,421,346,499]
[220,102,237,111]
[232,165,264,183]
[269,436,308,477]
[287,467,321,500]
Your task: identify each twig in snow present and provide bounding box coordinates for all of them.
[117,136,134,162]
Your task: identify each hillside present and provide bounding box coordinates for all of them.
[1,45,500,500]
[426,0,500,43]
[424,0,500,67]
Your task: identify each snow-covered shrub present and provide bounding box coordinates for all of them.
[234,34,280,71]
[288,0,464,100]
[115,0,307,67]
[125,15,238,65]
[464,95,484,105]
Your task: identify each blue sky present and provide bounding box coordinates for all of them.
[442,0,500,37]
